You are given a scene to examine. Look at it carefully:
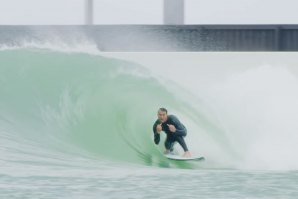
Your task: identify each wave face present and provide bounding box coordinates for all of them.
[1,48,298,172]
[0,48,212,171]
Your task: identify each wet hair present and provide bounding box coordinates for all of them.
[158,107,168,114]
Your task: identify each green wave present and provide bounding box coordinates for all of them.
[0,49,207,169]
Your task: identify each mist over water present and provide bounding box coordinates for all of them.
[103,52,298,171]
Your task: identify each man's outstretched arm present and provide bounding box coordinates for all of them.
[153,121,160,144]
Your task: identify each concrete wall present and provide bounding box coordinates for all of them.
[1,25,298,51]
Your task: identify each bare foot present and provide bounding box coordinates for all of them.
[182,151,191,157]
[164,150,170,154]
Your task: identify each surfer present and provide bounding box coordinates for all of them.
[153,107,191,158]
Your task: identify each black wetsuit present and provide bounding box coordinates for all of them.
[152,114,189,152]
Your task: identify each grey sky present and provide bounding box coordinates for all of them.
[0,0,297,25]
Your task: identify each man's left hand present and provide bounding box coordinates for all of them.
[167,124,176,133]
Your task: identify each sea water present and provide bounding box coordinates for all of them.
[1,48,298,198]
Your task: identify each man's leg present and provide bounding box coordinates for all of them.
[174,135,189,152]
[164,136,175,154]
[172,134,191,157]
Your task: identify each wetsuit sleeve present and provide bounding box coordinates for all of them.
[171,115,187,136]
[153,121,160,145]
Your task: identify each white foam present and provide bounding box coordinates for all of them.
[0,34,100,55]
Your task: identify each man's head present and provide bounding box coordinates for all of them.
[157,107,168,123]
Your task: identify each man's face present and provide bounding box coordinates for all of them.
[158,111,168,123]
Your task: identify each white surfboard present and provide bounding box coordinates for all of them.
[164,154,205,161]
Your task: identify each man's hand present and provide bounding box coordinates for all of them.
[167,124,176,133]
[156,123,162,133]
